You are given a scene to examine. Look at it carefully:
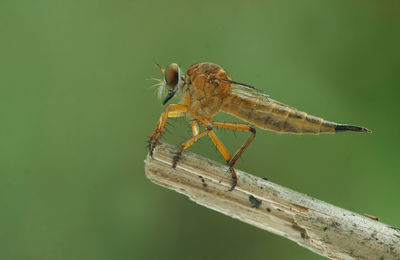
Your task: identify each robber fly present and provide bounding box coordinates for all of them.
[148,62,371,191]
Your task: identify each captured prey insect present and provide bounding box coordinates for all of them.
[148,62,371,191]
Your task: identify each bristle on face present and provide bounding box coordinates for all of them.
[335,124,372,133]
[148,78,167,100]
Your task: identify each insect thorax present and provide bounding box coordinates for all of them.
[183,62,232,118]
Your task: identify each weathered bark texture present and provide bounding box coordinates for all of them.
[145,142,400,260]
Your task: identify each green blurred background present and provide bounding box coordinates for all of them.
[1,0,399,259]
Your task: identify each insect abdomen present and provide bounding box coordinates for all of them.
[335,124,371,133]
[222,93,370,134]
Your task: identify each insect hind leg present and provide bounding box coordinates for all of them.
[207,131,238,191]
[213,121,257,190]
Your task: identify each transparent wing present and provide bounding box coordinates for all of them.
[231,84,298,110]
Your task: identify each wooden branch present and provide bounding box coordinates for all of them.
[145,142,400,260]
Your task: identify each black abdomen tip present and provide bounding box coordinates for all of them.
[335,124,372,133]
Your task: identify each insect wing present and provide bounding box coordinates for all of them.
[231,84,298,111]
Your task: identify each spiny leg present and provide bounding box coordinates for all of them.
[172,128,211,168]
[193,115,240,191]
[207,131,238,191]
[213,121,256,190]
[172,116,254,192]
[148,110,184,146]
[148,110,185,154]
[188,115,239,191]
[148,104,188,156]
[172,116,211,168]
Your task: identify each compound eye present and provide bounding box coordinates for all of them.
[165,63,179,88]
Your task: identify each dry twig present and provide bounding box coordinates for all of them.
[145,142,400,259]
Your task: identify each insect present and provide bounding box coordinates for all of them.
[148,62,371,191]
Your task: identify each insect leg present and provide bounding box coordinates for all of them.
[172,129,211,168]
[191,120,200,136]
[148,104,188,156]
[207,131,238,191]
[213,121,256,190]
[148,110,185,153]
[194,115,239,191]
[172,115,214,168]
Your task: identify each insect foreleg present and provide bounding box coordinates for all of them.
[148,104,188,156]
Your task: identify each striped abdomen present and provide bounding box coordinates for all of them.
[222,92,370,134]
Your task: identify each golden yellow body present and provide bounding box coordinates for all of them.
[186,62,341,134]
[149,62,371,191]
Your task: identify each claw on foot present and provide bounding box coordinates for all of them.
[148,138,160,157]
[148,141,155,157]
[172,154,181,168]
[228,182,237,192]
[227,167,238,192]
